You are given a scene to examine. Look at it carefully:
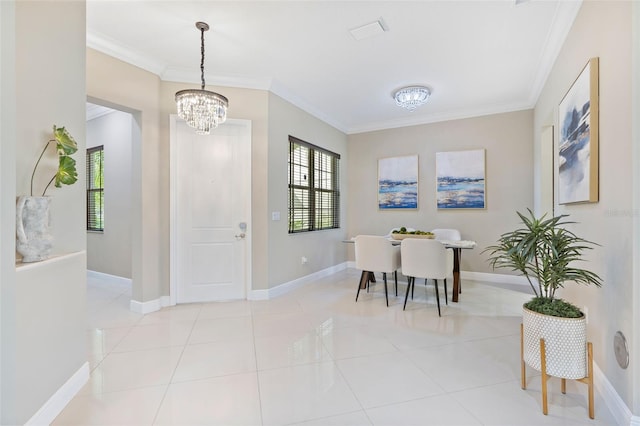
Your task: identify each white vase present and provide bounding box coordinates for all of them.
[16,195,53,263]
[522,306,587,379]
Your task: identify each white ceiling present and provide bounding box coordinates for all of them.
[86,0,582,134]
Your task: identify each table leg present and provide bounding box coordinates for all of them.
[359,271,368,289]
[452,247,461,303]
[359,271,376,289]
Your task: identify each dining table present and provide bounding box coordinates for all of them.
[343,237,476,303]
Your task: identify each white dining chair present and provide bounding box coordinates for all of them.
[430,228,462,241]
[400,238,451,316]
[431,228,461,296]
[354,235,401,306]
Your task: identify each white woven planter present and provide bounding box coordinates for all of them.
[522,306,587,379]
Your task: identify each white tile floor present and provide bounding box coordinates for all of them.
[54,269,617,425]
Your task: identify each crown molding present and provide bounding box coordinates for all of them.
[526,0,582,106]
[347,103,533,135]
[86,103,115,121]
[269,79,349,133]
[87,30,167,76]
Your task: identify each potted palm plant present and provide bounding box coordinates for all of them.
[16,125,78,262]
[484,209,602,418]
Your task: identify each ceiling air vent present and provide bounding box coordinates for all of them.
[349,19,387,41]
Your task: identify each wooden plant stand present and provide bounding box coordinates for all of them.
[520,324,595,419]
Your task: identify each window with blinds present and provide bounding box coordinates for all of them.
[86,146,104,232]
[288,136,340,233]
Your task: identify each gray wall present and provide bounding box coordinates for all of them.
[267,93,348,286]
[87,48,161,302]
[533,0,636,411]
[2,1,87,423]
[0,1,17,421]
[86,110,133,278]
[347,110,534,274]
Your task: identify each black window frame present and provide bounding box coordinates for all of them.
[86,145,104,232]
[288,135,340,233]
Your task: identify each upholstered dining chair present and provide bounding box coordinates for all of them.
[354,235,401,306]
[400,238,452,316]
[431,228,461,295]
[430,228,461,241]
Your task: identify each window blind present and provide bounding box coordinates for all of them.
[288,136,340,233]
[86,146,104,231]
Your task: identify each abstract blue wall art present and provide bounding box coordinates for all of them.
[558,57,599,204]
[378,155,418,209]
[436,149,485,209]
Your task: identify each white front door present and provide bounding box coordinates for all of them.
[170,117,251,303]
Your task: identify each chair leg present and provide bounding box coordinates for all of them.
[411,278,416,299]
[394,271,398,296]
[434,279,441,317]
[444,278,448,305]
[403,277,413,310]
[382,273,389,307]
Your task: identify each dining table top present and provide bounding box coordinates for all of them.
[343,237,477,249]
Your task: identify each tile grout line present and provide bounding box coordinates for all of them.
[149,303,203,425]
[250,301,266,426]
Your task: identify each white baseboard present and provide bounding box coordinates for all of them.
[461,270,531,287]
[248,289,269,301]
[129,295,171,314]
[86,270,132,286]
[593,362,638,425]
[248,262,348,300]
[87,270,170,314]
[26,362,89,426]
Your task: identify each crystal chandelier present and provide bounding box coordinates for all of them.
[175,22,228,135]
[394,86,431,111]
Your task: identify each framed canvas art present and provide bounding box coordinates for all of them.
[436,149,485,209]
[558,57,599,204]
[378,155,418,209]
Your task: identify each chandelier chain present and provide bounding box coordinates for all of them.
[200,26,206,90]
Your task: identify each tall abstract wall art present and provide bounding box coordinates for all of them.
[378,155,418,209]
[436,149,486,209]
[558,57,599,204]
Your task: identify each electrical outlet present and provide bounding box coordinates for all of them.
[301,256,308,265]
